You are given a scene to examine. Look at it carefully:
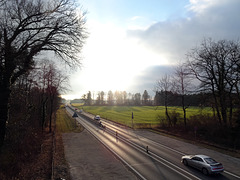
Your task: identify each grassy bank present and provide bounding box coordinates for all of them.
[56,107,83,133]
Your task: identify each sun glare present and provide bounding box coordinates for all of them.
[64,21,169,99]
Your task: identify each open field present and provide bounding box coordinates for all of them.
[72,104,213,128]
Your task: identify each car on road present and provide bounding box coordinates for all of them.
[181,154,224,175]
[94,115,101,121]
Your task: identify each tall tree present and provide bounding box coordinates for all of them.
[134,93,141,105]
[107,90,114,105]
[173,63,193,129]
[44,63,68,132]
[142,90,150,105]
[86,91,92,105]
[155,74,173,127]
[100,91,105,105]
[123,91,127,105]
[188,39,240,127]
[114,91,123,105]
[0,0,87,146]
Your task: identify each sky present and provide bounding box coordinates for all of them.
[61,0,240,100]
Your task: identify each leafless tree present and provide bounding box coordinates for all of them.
[187,38,240,127]
[155,74,173,127]
[107,90,114,105]
[114,91,123,105]
[45,63,69,132]
[173,62,193,129]
[0,0,87,146]
[100,91,105,105]
[142,90,150,105]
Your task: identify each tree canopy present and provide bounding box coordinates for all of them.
[0,0,87,146]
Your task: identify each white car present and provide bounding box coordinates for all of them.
[94,115,100,121]
[181,154,224,175]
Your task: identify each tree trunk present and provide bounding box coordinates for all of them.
[0,86,11,147]
[49,97,54,133]
[164,91,171,127]
[220,91,227,126]
[212,89,222,125]
[227,89,234,127]
[41,97,48,132]
[181,95,187,129]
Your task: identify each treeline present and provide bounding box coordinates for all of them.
[0,0,86,178]
[0,60,67,177]
[8,60,67,134]
[81,90,152,106]
[80,90,207,106]
[0,0,86,149]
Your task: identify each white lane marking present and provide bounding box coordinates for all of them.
[71,108,240,179]
[71,112,147,180]
[224,171,240,179]
[107,130,201,180]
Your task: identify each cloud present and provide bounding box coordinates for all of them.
[126,65,174,96]
[124,0,240,95]
[127,0,240,64]
[64,0,240,99]
[130,16,142,21]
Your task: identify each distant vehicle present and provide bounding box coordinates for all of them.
[94,115,101,121]
[99,121,106,128]
[181,155,224,175]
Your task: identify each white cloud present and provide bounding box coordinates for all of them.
[130,16,142,21]
[64,0,240,99]
[187,0,216,14]
[127,0,240,64]
[66,19,170,99]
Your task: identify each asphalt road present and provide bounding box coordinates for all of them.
[66,106,240,180]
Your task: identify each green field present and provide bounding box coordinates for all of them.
[72,105,213,128]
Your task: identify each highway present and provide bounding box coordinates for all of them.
[67,106,240,180]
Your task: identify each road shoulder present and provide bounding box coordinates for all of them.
[62,130,137,180]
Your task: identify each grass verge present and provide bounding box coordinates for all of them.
[53,107,84,179]
[56,107,84,133]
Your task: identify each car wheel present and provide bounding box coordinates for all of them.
[183,159,188,166]
[202,168,208,175]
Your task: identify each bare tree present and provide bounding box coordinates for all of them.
[173,62,193,129]
[107,90,114,105]
[114,91,123,105]
[134,93,141,105]
[0,0,87,146]
[188,38,240,127]
[100,91,105,105]
[123,91,127,105]
[155,74,173,127]
[45,63,69,132]
[142,90,150,105]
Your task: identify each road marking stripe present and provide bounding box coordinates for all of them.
[224,171,240,179]
[108,130,200,180]
[71,110,146,180]
[70,107,240,179]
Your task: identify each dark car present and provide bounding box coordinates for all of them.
[181,154,224,175]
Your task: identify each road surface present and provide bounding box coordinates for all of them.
[67,106,240,180]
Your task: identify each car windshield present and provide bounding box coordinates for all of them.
[204,158,217,164]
